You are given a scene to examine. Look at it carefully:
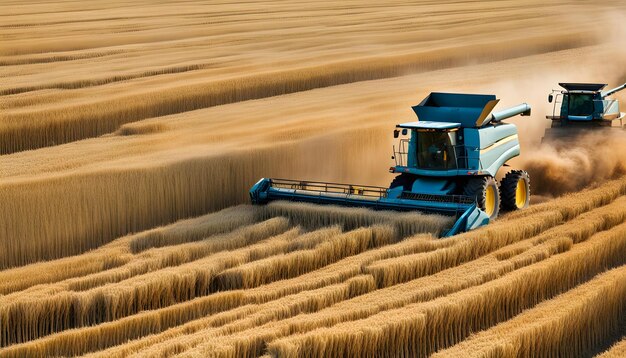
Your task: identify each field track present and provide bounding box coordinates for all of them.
[2,0,626,356]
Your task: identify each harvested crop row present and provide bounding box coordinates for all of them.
[0,224,395,347]
[0,218,291,300]
[102,188,626,357]
[597,337,626,358]
[128,205,256,253]
[211,225,395,291]
[123,234,572,357]
[365,197,626,287]
[0,249,130,295]
[115,275,377,358]
[433,265,626,358]
[0,275,376,358]
[259,201,454,238]
[0,206,255,294]
[63,224,310,292]
[44,233,436,357]
[261,220,626,358]
[0,218,291,346]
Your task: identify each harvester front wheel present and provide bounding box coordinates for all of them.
[464,176,500,220]
[500,170,530,211]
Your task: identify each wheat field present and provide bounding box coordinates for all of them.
[2,0,626,357]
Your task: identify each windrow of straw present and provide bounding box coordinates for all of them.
[0,275,376,358]
[0,224,393,348]
[432,265,626,358]
[0,206,256,294]
[1,218,292,299]
[72,226,344,293]
[0,249,130,295]
[0,218,291,346]
[258,201,454,238]
[142,234,572,358]
[596,337,626,358]
[29,233,434,357]
[128,205,256,253]
[211,225,395,291]
[364,196,626,287]
[111,275,377,358]
[263,220,626,357]
[65,222,306,292]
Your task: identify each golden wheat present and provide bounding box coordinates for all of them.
[365,196,626,287]
[0,128,393,269]
[212,226,394,291]
[597,338,626,358]
[155,235,572,357]
[433,265,626,358]
[0,218,290,346]
[259,201,454,238]
[2,181,626,356]
[33,232,432,357]
[263,221,626,357]
[3,2,626,356]
[1,0,610,153]
[1,276,376,358]
[95,203,579,357]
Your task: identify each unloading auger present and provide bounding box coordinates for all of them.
[250,92,532,236]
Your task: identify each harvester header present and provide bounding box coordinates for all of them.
[251,92,532,236]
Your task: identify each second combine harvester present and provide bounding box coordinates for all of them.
[250,93,531,236]
[544,82,626,141]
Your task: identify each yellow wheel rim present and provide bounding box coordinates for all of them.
[516,179,527,208]
[485,185,496,217]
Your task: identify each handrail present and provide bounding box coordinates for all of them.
[393,139,409,167]
[552,93,563,119]
[269,178,389,198]
[394,143,474,170]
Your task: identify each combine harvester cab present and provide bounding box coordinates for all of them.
[250,92,532,237]
[544,82,626,142]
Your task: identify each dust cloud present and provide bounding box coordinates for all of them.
[521,131,626,196]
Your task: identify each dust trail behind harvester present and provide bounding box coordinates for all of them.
[521,131,626,196]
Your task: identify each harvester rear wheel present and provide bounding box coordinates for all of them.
[389,173,414,191]
[464,176,500,220]
[500,170,530,211]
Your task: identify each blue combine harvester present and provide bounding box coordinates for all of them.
[250,92,532,236]
[544,82,626,141]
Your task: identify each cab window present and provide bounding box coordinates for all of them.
[416,131,457,170]
[568,94,594,116]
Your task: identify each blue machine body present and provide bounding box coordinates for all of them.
[547,83,625,126]
[250,92,531,237]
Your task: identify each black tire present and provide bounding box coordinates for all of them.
[389,173,415,191]
[500,170,530,211]
[463,176,500,220]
